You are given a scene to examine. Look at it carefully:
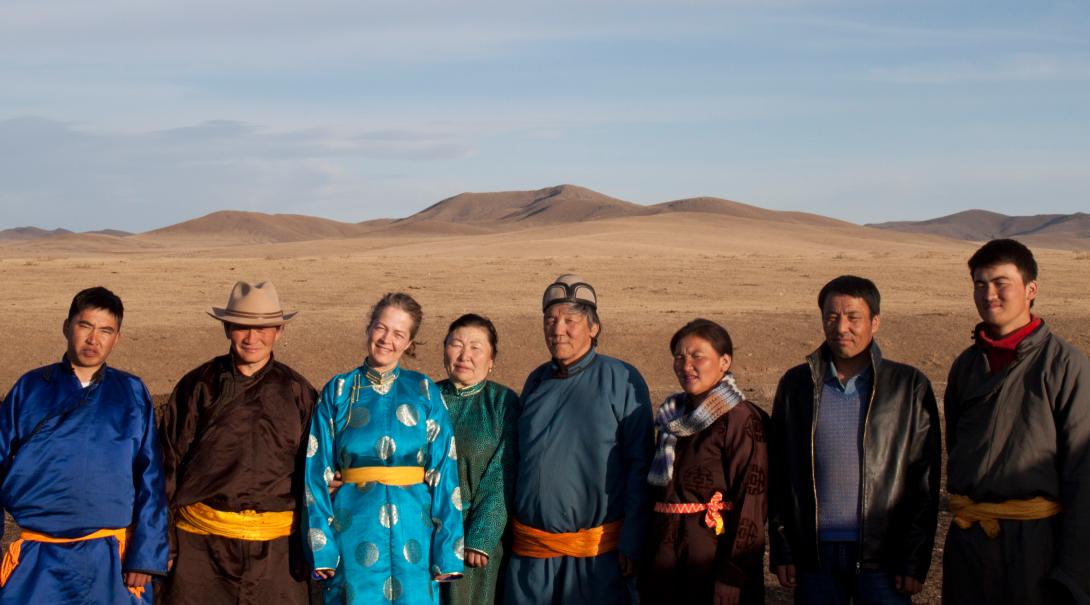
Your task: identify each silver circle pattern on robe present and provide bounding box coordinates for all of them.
[425,419,440,443]
[306,435,318,458]
[379,503,399,528]
[348,406,370,429]
[403,539,423,564]
[425,469,440,487]
[356,542,380,567]
[396,403,420,427]
[454,536,464,560]
[333,509,353,533]
[448,437,458,460]
[384,577,403,601]
[451,486,462,511]
[308,529,327,552]
[375,436,396,460]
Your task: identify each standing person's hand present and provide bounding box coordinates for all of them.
[895,575,922,595]
[313,569,336,580]
[465,551,490,567]
[713,581,740,605]
[618,553,635,576]
[124,572,151,589]
[328,471,344,496]
[775,564,797,588]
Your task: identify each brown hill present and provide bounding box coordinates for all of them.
[0,226,73,241]
[869,210,1090,247]
[401,184,655,226]
[142,210,371,243]
[652,196,849,227]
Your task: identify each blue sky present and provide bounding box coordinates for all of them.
[2,0,1088,231]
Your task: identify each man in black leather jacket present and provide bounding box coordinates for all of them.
[769,275,941,604]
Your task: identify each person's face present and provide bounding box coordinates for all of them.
[822,294,880,362]
[543,304,599,366]
[226,323,283,367]
[367,306,415,372]
[673,334,731,398]
[973,262,1037,336]
[444,325,494,388]
[63,307,121,373]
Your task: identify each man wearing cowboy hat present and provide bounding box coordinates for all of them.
[505,274,654,605]
[159,281,318,605]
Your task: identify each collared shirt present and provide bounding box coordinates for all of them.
[813,361,872,541]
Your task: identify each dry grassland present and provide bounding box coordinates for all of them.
[2,215,1087,603]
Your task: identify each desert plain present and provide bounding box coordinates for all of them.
[2,188,1088,603]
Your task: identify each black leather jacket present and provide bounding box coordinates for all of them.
[768,342,941,581]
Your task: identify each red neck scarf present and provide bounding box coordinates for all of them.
[977,316,1041,375]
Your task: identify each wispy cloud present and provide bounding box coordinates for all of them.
[0,117,473,230]
[871,53,1090,84]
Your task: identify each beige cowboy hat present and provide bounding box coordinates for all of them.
[208,281,297,326]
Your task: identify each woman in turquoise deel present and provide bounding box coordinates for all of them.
[305,292,464,604]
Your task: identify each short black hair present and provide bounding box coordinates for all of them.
[446,313,500,359]
[669,318,733,357]
[67,286,124,328]
[968,238,1038,283]
[818,275,880,316]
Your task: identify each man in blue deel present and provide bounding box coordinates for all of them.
[0,286,169,604]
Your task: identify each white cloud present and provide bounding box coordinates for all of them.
[0,117,473,231]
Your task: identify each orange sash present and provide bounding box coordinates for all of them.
[0,528,145,597]
[949,494,1061,538]
[511,518,622,558]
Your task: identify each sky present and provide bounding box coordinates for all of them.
[1,0,1088,232]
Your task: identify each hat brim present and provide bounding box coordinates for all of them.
[207,308,297,326]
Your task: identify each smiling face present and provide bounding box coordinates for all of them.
[673,334,731,399]
[543,303,599,366]
[822,294,880,363]
[63,307,122,381]
[973,262,1037,337]
[226,323,283,375]
[367,305,416,373]
[444,325,495,389]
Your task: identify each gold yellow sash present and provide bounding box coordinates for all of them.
[949,494,1062,538]
[0,528,144,597]
[175,502,293,541]
[511,518,623,558]
[341,466,425,486]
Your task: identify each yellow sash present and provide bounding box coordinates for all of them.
[511,518,623,558]
[175,502,293,541]
[341,466,425,486]
[0,528,144,597]
[949,494,1062,538]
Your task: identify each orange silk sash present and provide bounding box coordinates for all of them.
[0,528,144,597]
[949,494,1061,538]
[511,518,622,558]
[341,466,425,486]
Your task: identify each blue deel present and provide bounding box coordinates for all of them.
[0,360,169,604]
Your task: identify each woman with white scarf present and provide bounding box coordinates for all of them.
[639,319,769,605]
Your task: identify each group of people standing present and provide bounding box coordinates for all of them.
[0,237,1087,605]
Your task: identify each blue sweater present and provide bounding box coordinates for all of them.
[813,363,871,542]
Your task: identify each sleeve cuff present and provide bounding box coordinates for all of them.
[464,547,490,558]
[433,572,464,582]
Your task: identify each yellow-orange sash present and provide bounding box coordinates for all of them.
[175,502,293,541]
[511,518,622,558]
[949,494,1062,538]
[341,466,425,486]
[0,528,144,597]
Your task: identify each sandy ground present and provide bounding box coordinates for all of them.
[1,217,1088,603]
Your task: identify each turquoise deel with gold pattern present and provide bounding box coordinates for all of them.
[304,363,464,604]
